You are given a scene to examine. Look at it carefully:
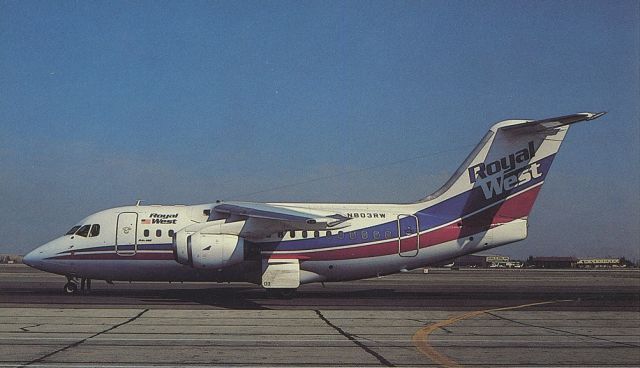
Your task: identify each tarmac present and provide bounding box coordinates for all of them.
[0,264,638,366]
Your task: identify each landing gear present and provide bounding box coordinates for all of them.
[63,281,77,294]
[63,276,92,295]
[80,277,92,292]
[266,288,298,299]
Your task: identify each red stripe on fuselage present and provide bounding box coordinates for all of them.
[267,186,542,261]
[492,183,541,222]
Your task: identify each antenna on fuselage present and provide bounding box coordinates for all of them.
[135,199,144,206]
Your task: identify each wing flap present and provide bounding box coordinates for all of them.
[212,202,350,229]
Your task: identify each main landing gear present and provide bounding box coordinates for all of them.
[63,276,92,295]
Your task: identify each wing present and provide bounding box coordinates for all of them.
[210,201,350,238]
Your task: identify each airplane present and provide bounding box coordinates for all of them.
[23,112,606,297]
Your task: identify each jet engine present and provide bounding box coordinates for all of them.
[173,232,244,269]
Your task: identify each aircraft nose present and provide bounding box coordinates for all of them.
[23,248,43,269]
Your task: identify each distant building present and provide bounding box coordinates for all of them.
[485,255,510,264]
[452,255,628,269]
[453,254,486,267]
[0,254,23,264]
[577,258,622,268]
[454,254,511,268]
[531,256,578,269]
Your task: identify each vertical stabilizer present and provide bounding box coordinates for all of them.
[418,112,605,223]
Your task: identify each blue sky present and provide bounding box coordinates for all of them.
[1,1,638,260]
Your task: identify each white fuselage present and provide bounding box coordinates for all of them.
[23,188,534,285]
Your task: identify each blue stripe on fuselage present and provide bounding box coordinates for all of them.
[257,154,554,252]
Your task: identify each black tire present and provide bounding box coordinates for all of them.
[64,282,78,294]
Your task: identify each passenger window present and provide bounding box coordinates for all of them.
[65,225,81,235]
[156,229,162,237]
[144,229,150,237]
[373,231,380,240]
[277,232,284,238]
[76,225,91,237]
[289,230,295,238]
[89,224,100,237]
[361,231,369,240]
[337,231,344,239]
[302,231,308,239]
[168,230,174,238]
[326,231,332,237]
[349,232,356,240]
[314,231,320,238]
[385,230,392,239]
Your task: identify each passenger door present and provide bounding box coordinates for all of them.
[397,214,419,257]
[116,212,138,256]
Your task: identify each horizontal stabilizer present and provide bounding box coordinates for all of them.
[501,112,606,133]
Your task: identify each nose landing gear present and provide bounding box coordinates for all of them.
[63,276,92,295]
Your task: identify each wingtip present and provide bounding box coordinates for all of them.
[586,111,607,120]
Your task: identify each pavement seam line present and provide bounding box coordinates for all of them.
[411,299,573,367]
[485,311,640,348]
[19,323,42,332]
[18,308,149,367]
[314,310,394,367]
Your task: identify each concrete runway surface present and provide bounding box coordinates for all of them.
[0,265,638,367]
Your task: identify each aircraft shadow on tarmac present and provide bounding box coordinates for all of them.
[3,279,638,309]
[151,288,638,310]
[10,286,637,310]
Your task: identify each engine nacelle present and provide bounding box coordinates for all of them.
[172,229,193,266]
[173,232,244,269]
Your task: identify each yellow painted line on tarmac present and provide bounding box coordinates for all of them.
[412,299,574,367]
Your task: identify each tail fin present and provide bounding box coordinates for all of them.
[419,112,605,221]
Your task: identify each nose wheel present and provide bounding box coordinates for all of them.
[63,277,92,294]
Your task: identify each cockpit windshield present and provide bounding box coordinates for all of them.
[75,225,91,237]
[89,224,100,237]
[66,224,101,237]
[65,225,81,235]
